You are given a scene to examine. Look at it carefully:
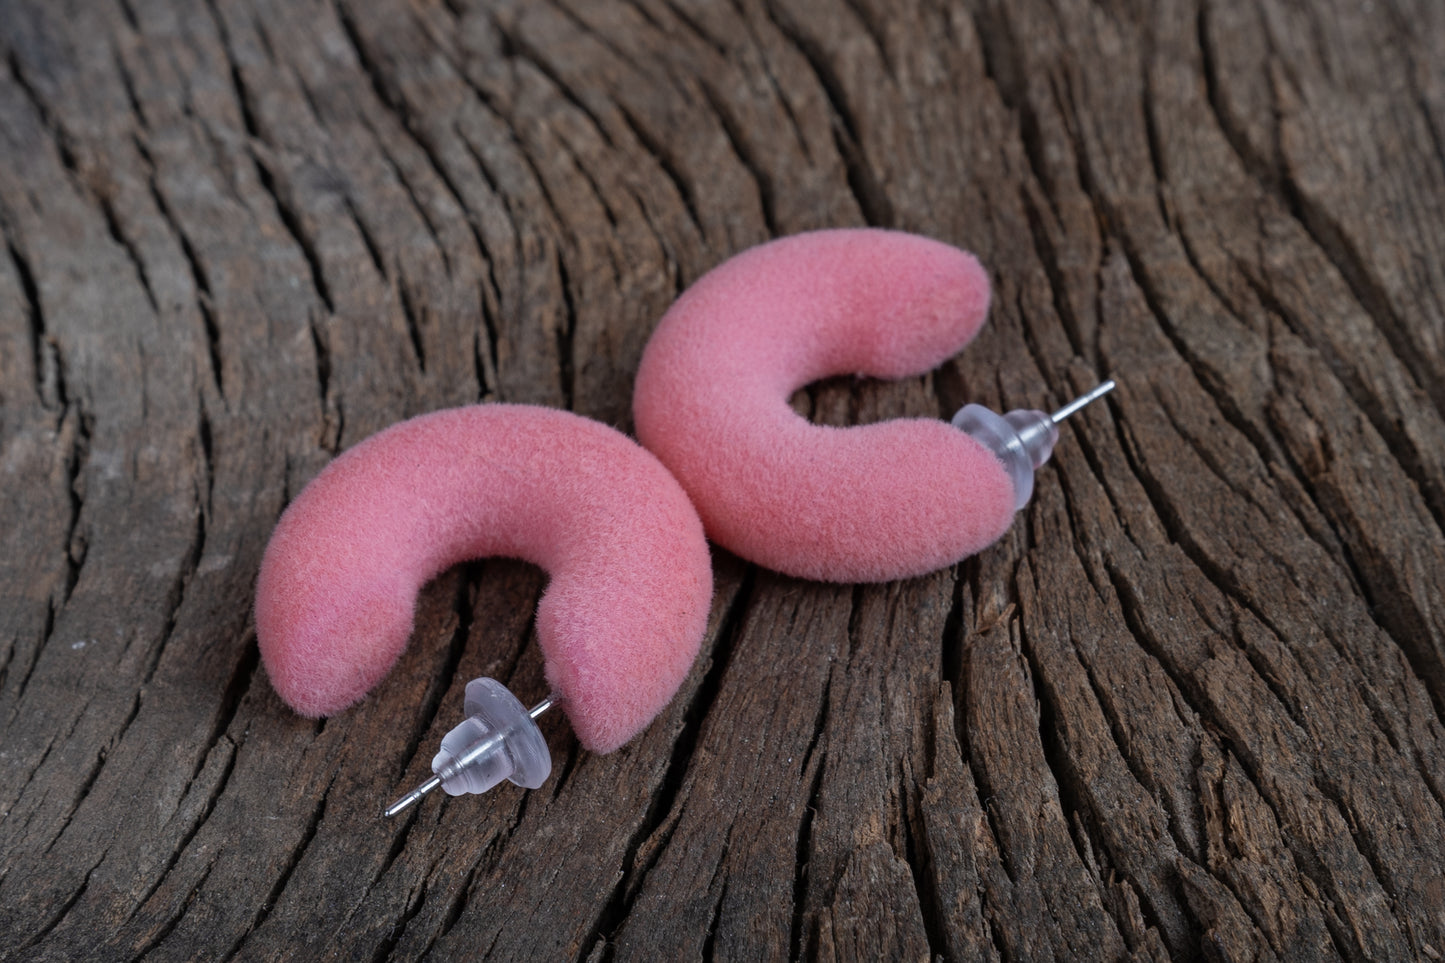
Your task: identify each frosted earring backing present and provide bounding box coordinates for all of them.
[384,679,559,817]
[953,380,1115,510]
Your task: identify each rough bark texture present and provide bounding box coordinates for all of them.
[2,0,1443,960]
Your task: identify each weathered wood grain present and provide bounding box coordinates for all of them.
[1,0,1442,959]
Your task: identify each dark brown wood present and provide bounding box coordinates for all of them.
[2,0,1442,959]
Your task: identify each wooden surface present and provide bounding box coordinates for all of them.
[2,0,1443,959]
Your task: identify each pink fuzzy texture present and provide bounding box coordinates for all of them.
[254,405,712,753]
[633,229,1016,582]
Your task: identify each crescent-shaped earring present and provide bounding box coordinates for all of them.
[632,228,1112,583]
[253,404,713,814]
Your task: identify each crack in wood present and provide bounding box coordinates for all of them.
[694,74,779,238]
[16,849,106,954]
[124,734,240,934]
[938,572,968,715]
[603,569,756,928]
[615,101,706,241]
[37,734,112,864]
[427,850,482,953]
[3,402,88,721]
[340,188,388,282]
[252,150,337,314]
[1016,183,1088,361]
[760,0,892,227]
[364,876,428,963]
[359,118,454,279]
[650,0,730,61]
[552,248,577,412]
[222,777,334,962]
[899,774,950,962]
[789,750,823,960]
[396,275,428,376]
[99,192,158,312]
[3,237,60,411]
[139,154,228,399]
[131,857,219,961]
[697,875,726,962]
[722,1,817,171]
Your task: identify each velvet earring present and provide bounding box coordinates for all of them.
[632,228,1111,583]
[254,404,713,806]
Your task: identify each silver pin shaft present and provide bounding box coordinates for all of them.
[528,692,560,720]
[384,776,441,818]
[1051,379,1116,423]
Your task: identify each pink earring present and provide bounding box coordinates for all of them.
[253,404,712,814]
[632,228,1112,583]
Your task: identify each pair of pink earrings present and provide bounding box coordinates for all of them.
[251,229,1113,816]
